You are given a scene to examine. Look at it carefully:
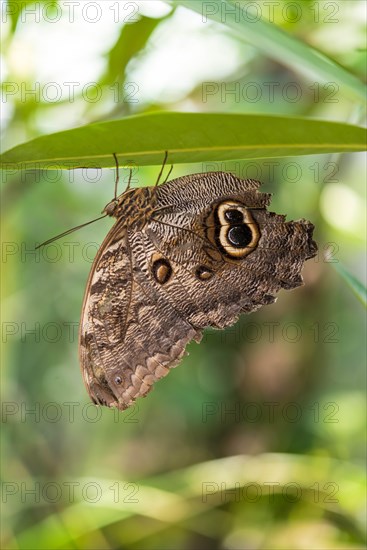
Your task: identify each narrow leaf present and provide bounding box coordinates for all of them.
[1,112,366,170]
[170,0,367,103]
[100,15,166,85]
[4,0,59,32]
[333,263,367,307]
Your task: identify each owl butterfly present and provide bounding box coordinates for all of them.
[79,163,317,411]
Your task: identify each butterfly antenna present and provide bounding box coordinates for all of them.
[35,214,107,249]
[114,153,134,193]
[112,152,120,199]
[162,164,174,185]
[126,167,133,191]
[154,150,168,188]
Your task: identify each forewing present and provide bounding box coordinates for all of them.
[150,171,317,328]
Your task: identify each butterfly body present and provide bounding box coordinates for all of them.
[79,172,317,410]
[103,186,156,227]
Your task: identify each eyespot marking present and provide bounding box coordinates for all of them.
[224,209,243,224]
[227,225,253,248]
[207,200,260,260]
[152,257,172,284]
[196,265,214,281]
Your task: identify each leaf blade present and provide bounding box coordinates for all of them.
[1,112,366,170]
[333,263,367,307]
[170,0,367,103]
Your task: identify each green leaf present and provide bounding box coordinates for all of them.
[333,263,367,307]
[11,454,366,548]
[100,15,166,85]
[170,0,367,103]
[5,0,59,32]
[0,112,366,170]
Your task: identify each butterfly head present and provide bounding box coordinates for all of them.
[102,188,137,218]
[102,187,158,229]
[103,198,119,217]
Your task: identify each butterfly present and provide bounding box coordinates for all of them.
[77,154,317,411]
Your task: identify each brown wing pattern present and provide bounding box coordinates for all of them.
[79,172,317,410]
[79,222,201,410]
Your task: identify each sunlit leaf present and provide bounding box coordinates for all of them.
[0,112,366,170]
[100,14,168,85]
[170,0,367,103]
[11,455,366,548]
[4,0,59,32]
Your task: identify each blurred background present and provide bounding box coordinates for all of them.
[1,0,366,548]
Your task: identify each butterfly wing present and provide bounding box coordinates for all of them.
[149,172,317,327]
[79,219,201,410]
[79,172,317,411]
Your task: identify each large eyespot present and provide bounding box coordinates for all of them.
[227,225,253,247]
[152,256,172,284]
[212,200,260,260]
[224,209,243,224]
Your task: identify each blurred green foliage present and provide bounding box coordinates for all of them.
[1,1,366,549]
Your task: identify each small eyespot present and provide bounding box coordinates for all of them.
[115,376,122,385]
[196,266,214,281]
[224,209,243,224]
[152,258,172,284]
[227,225,253,248]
